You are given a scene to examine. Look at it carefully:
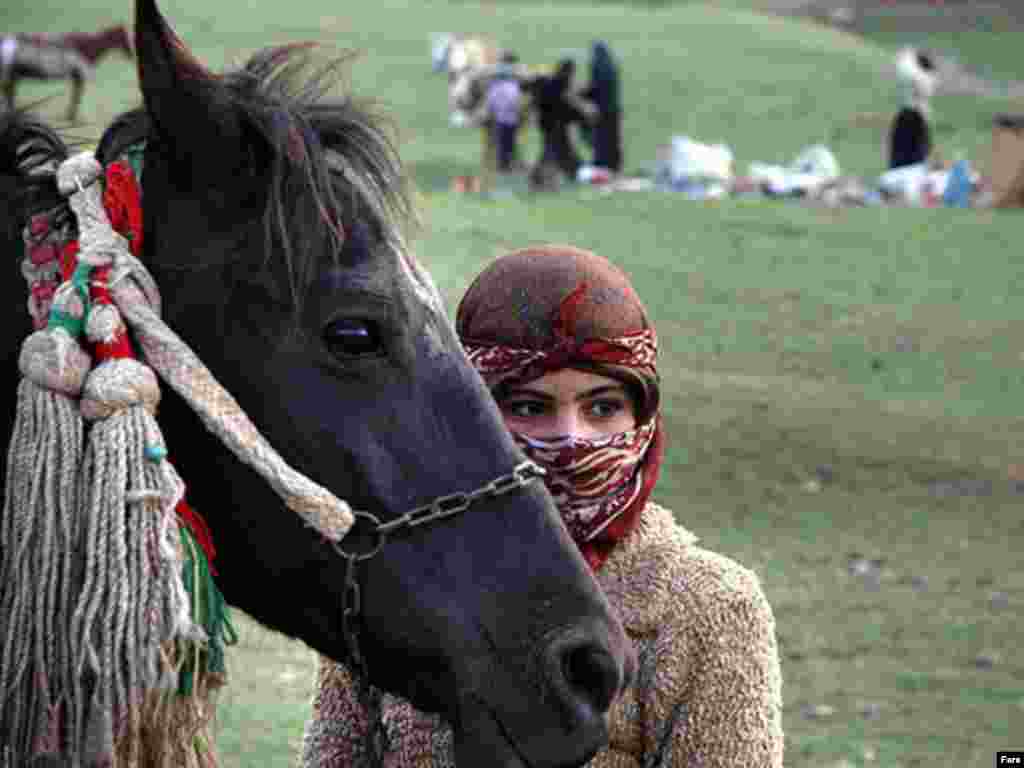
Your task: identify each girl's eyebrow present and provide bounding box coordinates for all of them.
[502,385,626,402]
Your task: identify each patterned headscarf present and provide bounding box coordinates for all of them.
[457,245,664,570]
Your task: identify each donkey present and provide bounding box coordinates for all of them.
[1,24,133,122]
[0,0,633,765]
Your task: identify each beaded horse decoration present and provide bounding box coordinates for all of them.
[2,150,356,766]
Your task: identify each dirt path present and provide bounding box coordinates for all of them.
[743,0,1024,101]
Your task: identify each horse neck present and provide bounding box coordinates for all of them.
[65,27,126,64]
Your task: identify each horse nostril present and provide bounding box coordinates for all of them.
[543,627,624,730]
[562,643,619,715]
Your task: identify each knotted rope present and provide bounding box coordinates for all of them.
[1,150,356,767]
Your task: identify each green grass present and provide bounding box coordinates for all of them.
[4,0,1023,766]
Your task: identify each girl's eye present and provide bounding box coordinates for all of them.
[502,400,546,419]
[588,399,625,419]
[323,317,384,359]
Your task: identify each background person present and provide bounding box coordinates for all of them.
[580,40,624,174]
[889,47,938,170]
[527,58,595,189]
[486,50,524,175]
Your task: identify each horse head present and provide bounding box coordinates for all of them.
[0,1,634,765]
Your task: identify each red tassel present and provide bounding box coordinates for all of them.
[87,265,135,361]
[60,241,79,282]
[176,499,219,576]
[102,161,144,257]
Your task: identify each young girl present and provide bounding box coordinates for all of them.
[302,245,784,768]
[485,50,523,174]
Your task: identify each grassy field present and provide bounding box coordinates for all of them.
[3,0,1023,766]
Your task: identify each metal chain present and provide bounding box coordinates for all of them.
[358,676,387,768]
[341,556,388,768]
[332,459,548,766]
[333,460,547,561]
[378,459,547,534]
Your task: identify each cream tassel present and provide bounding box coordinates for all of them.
[0,290,91,761]
[58,154,197,767]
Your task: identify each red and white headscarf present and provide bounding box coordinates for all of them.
[457,245,664,570]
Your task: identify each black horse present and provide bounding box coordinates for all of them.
[0,0,633,765]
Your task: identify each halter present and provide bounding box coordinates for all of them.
[10,149,549,765]
[334,459,547,764]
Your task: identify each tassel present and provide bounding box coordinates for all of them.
[177,520,237,697]
[0,150,200,767]
[5,149,243,767]
[65,153,224,767]
[73,359,194,762]
[70,253,196,765]
[0,261,91,763]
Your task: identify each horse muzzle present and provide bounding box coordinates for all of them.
[454,615,635,768]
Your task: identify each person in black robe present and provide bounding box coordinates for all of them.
[527,58,592,188]
[580,40,623,173]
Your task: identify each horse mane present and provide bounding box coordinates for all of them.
[0,110,68,179]
[124,42,413,307]
[0,109,72,246]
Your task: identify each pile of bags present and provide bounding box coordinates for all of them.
[652,134,982,208]
[654,136,734,199]
[747,144,841,198]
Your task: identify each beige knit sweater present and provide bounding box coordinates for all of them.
[300,502,784,768]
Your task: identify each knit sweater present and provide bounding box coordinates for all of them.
[300,502,784,768]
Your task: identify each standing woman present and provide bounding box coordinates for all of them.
[581,40,624,174]
[302,245,784,768]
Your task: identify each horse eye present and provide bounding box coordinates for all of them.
[323,317,383,358]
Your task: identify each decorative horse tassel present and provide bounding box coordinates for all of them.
[57,153,203,768]
[73,295,196,767]
[0,152,203,768]
[0,231,91,762]
[5,144,354,766]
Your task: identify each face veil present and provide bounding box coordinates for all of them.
[457,245,665,570]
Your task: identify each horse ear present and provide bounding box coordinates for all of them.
[134,0,241,165]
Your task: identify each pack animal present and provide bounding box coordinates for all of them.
[1,23,133,122]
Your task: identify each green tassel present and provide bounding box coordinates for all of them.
[120,142,146,186]
[47,262,92,337]
[177,525,237,697]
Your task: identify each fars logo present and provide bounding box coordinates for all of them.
[998,752,1024,766]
